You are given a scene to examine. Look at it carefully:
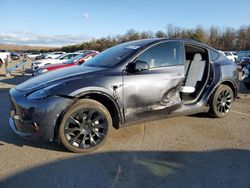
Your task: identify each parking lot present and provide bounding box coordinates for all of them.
[0,61,250,188]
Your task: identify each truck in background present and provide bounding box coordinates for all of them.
[0,50,11,76]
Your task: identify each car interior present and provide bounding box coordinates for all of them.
[181,44,210,103]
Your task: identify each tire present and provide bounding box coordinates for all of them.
[209,84,234,118]
[59,99,112,153]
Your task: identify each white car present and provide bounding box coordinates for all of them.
[223,51,238,62]
[74,50,99,54]
[0,50,10,64]
[32,53,79,71]
[26,52,42,59]
[44,51,66,59]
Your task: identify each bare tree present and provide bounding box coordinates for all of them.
[60,24,250,52]
[208,25,220,48]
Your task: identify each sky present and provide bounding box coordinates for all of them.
[0,0,249,47]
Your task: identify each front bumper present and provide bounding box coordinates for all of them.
[9,88,73,141]
[9,117,37,138]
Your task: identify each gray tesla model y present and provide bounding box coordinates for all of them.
[9,39,239,152]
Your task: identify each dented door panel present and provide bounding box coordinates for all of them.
[123,65,185,123]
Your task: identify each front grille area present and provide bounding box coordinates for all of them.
[9,94,37,134]
[9,96,16,118]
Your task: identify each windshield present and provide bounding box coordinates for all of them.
[63,54,85,64]
[83,42,144,68]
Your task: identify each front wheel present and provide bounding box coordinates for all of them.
[59,99,112,153]
[209,84,234,118]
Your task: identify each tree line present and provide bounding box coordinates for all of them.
[61,24,250,52]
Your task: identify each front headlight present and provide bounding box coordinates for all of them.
[26,84,59,100]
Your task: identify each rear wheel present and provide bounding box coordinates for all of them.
[59,99,112,153]
[209,84,234,118]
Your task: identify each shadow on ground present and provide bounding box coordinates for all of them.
[1,149,250,188]
[0,75,31,86]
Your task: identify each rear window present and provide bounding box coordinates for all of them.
[209,50,220,61]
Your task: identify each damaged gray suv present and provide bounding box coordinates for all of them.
[9,39,239,152]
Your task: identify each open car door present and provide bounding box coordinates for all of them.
[122,41,185,123]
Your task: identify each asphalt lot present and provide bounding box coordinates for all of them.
[0,60,250,188]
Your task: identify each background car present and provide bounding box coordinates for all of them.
[44,51,66,59]
[0,50,10,64]
[26,52,42,59]
[10,52,20,60]
[9,39,239,153]
[74,50,99,54]
[31,53,79,71]
[34,52,98,75]
[223,51,238,62]
[35,53,48,60]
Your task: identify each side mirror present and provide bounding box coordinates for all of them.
[126,60,149,73]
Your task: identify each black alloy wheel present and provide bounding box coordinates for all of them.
[59,99,112,153]
[210,84,234,118]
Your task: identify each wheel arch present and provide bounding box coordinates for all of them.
[54,91,123,140]
[220,79,238,99]
[78,91,123,129]
[206,78,238,108]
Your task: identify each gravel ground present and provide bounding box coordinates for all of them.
[0,60,249,188]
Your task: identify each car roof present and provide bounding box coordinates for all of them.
[129,38,219,52]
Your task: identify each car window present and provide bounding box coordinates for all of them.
[209,50,220,61]
[135,41,183,68]
[60,55,68,60]
[70,54,77,58]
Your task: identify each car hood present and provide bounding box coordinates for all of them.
[16,65,106,92]
[35,59,60,64]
